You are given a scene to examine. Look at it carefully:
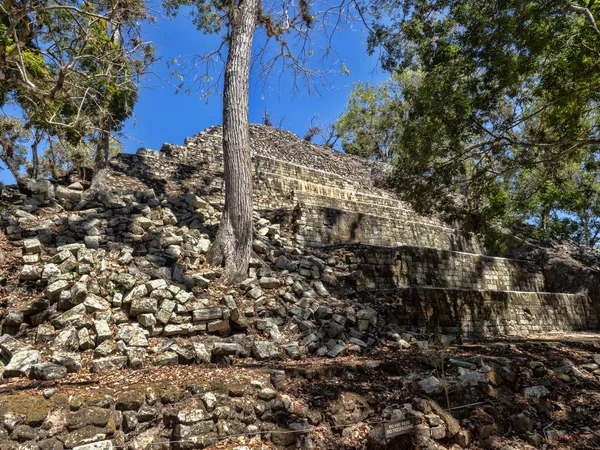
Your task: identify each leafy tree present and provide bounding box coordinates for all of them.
[364,0,600,236]
[336,72,418,162]
[1,0,152,185]
[164,0,361,283]
[0,116,30,180]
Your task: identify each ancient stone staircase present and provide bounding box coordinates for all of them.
[108,124,599,336]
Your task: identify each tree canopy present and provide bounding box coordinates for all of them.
[348,0,600,246]
[0,0,153,181]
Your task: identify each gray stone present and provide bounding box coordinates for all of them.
[247,287,263,300]
[4,311,24,327]
[138,313,157,328]
[72,440,113,450]
[130,297,158,315]
[90,356,128,373]
[163,323,191,336]
[44,280,70,300]
[78,328,95,351]
[458,371,489,386]
[212,342,248,357]
[127,347,147,369]
[154,351,178,366]
[71,282,88,304]
[56,185,83,202]
[327,344,346,358]
[259,277,280,289]
[252,341,281,360]
[192,308,222,321]
[30,363,67,381]
[313,280,329,297]
[52,327,79,351]
[51,351,82,372]
[52,304,87,329]
[0,334,30,359]
[93,320,112,343]
[419,376,443,395]
[4,350,41,377]
[23,238,42,254]
[94,340,117,358]
[117,325,148,347]
[523,385,550,398]
[84,294,110,312]
[36,323,56,343]
[20,265,42,281]
[193,343,211,363]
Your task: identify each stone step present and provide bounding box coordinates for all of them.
[376,286,597,336]
[340,244,544,293]
[296,205,482,254]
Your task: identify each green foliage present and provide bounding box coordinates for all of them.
[362,0,600,246]
[336,73,419,162]
[1,0,154,178]
[0,116,31,176]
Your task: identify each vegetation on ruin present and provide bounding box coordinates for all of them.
[333,0,600,247]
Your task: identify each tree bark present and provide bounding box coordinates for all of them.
[206,0,259,285]
[89,115,111,199]
[0,138,22,181]
[30,131,42,179]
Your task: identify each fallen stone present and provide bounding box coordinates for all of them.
[44,280,70,300]
[51,351,82,373]
[30,362,67,381]
[4,350,41,378]
[418,376,443,395]
[523,385,550,398]
[20,265,42,281]
[90,356,128,373]
[252,341,281,360]
[259,277,280,289]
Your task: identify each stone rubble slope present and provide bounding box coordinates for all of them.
[0,183,384,382]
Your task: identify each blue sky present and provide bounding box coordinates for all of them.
[0,8,387,185]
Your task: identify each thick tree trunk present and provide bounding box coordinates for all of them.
[206,0,259,285]
[31,133,42,179]
[2,156,22,181]
[89,116,111,199]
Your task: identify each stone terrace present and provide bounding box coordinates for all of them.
[105,124,600,335]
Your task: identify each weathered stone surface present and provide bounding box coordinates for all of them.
[44,280,69,300]
[418,376,443,395]
[20,264,42,280]
[90,356,128,373]
[30,363,67,381]
[130,297,158,315]
[251,341,281,360]
[51,351,82,373]
[523,385,551,398]
[4,350,41,377]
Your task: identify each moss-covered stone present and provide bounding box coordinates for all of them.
[159,385,183,404]
[0,394,51,426]
[115,389,146,411]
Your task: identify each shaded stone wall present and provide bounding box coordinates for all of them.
[380,288,597,336]
[343,245,545,292]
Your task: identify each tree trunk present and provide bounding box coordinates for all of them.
[89,115,112,198]
[206,0,259,285]
[3,157,22,181]
[31,132,42,179]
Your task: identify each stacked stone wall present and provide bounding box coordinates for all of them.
[383,288,597,336]
[342,245,545,292]
[0,374,314,450]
